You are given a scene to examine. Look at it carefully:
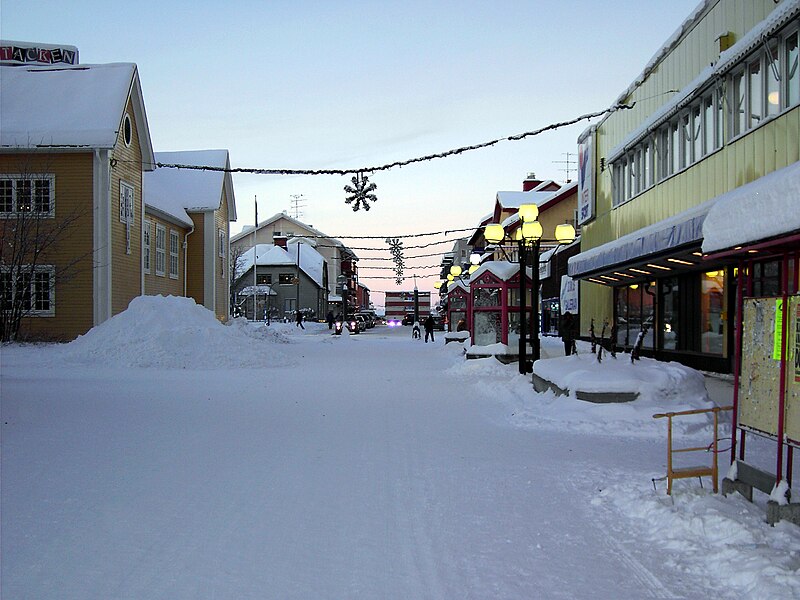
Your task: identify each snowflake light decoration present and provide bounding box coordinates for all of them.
[386,237,405,285]
[344,172,378,212]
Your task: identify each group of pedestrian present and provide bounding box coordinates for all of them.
[412,315,437,343]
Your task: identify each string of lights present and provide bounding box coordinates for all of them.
[258,227,476,240]
[148,104,630,178]
[312,236,462,251]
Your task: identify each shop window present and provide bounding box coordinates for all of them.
[507,312,521,348]
[473,287,500,308]
[256,274,271,285]
[767,43,780,117]
[473,311,501,346]
[614,285,654,350]
[749,59,763,128]
[661,277,680,350]
[751,260,781,297]
[279,273,294,285]
[701,271,725,354]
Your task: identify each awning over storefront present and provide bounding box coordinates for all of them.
[702,161,800,254]
[568,198,716,279]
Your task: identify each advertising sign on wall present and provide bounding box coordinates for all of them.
[577,127,595,225]
[560,275,579,315]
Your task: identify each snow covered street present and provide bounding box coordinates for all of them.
[2,298,799,599]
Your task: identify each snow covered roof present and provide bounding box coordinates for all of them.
[469,260,523,282]
[146,150,237,221]
[496,187,560,210]
[239,242,325,288]
[702,161,800,254]
[238,284,276,297]
[0,63,154,166]
[231,212,335,245]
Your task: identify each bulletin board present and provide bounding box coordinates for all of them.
[740,295,800,446]
[786,295,800,445]
[740,298,782,436]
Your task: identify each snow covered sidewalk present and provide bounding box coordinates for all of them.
[2,297,798,599]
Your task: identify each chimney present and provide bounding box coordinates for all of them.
[522,172,541,192]
[273,235,287,249]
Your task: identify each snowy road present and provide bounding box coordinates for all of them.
[2,319,796,599]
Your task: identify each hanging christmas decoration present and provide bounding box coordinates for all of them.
[386,237,405,285]
[344,172,378,211]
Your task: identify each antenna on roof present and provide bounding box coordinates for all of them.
[288,194,307,220]
[553,152,577,183]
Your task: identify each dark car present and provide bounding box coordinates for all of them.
[402,314,415,326]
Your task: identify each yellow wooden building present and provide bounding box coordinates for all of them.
[144,150,237,322]
[1,61,155,341]
[569,0,800,372]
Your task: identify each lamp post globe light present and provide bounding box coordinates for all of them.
[483,205,576,374]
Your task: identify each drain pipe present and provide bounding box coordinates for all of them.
[183,223,195,297]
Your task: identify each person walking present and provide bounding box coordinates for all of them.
[412,321,421,339]
[296,310,305,329]
[560,311,576,356]
[326,310,335,330]
[424,315,435,343]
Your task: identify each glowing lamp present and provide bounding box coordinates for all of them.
[522,221,543,241]
[518,203,539,223]
[469,252,481,265]
[447,274,454,282]
[555,223,576,244]
[468,264,479,274]
[433,280,443,289]
[484,223,505,244]
[450,265,462,277]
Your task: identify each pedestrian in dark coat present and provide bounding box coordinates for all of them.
[326,311,335,330]
[424,315,435,343]
[296,310,305,329]
[560,311,576,356]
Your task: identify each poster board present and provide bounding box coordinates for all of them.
[786,295,800,444]
[740,297,782,436]
[740,295,800,445]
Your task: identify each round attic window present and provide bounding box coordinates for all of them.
[123,114,132,147]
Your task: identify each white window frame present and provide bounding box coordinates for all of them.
[0,174,55,217]
[155,223,166,277]
[218,228,226,257]
[0,265,55,316]
[143,219,152,274]
[169,229,179,280]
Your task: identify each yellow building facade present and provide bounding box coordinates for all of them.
[570,0,800,372]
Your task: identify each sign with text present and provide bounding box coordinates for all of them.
[577,128,595,225]
[560,275,579,315]
[0,41,78,66]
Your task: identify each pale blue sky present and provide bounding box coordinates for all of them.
[2,0,700,300]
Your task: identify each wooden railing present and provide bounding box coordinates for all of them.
[652,405,733,494]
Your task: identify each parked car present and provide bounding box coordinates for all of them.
[356,312,375,329]
[402,314,415,326]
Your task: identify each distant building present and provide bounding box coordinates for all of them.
[385,290,431,324]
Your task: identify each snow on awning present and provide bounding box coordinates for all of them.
[568,199,716,278]
[702,161,800,254]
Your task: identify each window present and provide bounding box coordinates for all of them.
[0,266,55,315]
[701,270,725,354]
[703,94,716,155]
[279,273,294,285]
[119,181,134,223]
[788,30,799,107]
[256,274,272,285]
[732,70,746,137]
[0,175,54,216]
[691,105,703,161]
[169,230,179,279]
[767,43,780,117]
[155,224,166,277]
[748,58,763,128]
[218,228,226,257]
[143,220,152,274]
[122,114,132,147]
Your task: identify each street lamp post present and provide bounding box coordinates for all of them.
[484,208,575,374]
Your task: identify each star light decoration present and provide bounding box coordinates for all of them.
[386,237,405,285]
[344,172,378,211]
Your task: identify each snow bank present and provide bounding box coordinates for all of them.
[449,338,718,439]
[60,295,296,369]
[592,474,800,600]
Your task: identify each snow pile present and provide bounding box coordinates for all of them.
[534,352,708,403]
[60,295,295,369]
[451,338,717,439]
[592,475,800,599]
